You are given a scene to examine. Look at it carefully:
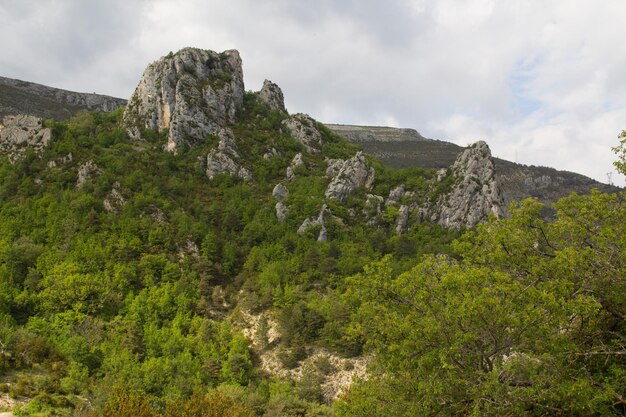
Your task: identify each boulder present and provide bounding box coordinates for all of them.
[76,160,102,189]
[325,151,375,201]
[272,183,289,202]
[286,152,304,181]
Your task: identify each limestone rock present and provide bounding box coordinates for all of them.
[275,202,289,222]
[76,160,102,189]
[363,194,384,226]
[206,128,251,181]
[297,204,329,242]
[386,185,405,205]
[177,239,201,261]
[431,141,504,229]
[103,182,127,213]
[282,114,322,154]
[123,47,245,152]
[325,158,344,178]
[272,183,289,202]
[286,152,304,180]
[263,148,278,160]
[0,115,51,163]
[259,79,286,113]
[325,151,375,201]
[395,205,409,234]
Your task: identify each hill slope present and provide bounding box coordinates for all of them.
[0,76,126,120]
[326,124,619,210]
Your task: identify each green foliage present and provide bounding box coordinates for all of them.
[340,193,626,416]
[613,130,626,175]
[12,102,622,417]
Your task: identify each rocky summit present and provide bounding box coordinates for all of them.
[429,141,504,229]
[123,47,245,152]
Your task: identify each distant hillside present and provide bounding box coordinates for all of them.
[0,76,126,120]
[326,124,619,210]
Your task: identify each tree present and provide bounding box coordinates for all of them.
[341,194,626,416]
[613,130,626,175]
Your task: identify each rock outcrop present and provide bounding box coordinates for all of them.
[297,204,330,241]
[76,160,102,189]
[430,141,503,229]
[0,114,51,162]
[123,47,245,152]
[282,114,323,154]
[272,183,290,222]
[103,182,127,213]
[325,151,375,201]
[286,152,304,181]
[259,79,286,113]
[206,128,251,181]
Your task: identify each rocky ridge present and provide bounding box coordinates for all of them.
[0,76,126,120]
[327,124,619,210]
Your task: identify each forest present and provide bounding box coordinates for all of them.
[0,94,624,416]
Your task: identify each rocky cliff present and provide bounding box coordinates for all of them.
[123,47,245,151]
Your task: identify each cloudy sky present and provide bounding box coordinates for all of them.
[2,0,626,185]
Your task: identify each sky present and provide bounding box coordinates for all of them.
[1,0,626,185]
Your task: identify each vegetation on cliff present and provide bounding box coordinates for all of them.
[0,93,624,416]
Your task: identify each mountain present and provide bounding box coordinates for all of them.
[0,75,126,120]
[0,47,624,416]
[327,124,619,211]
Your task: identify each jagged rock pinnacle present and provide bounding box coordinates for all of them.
[431,141,504,229]
[259,79,286,113]
[123,47,245,152]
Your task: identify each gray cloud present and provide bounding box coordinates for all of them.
[1,0,625,184]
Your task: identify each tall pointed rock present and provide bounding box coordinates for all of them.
[123,47,244,151]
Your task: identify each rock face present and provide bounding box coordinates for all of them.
[282,114,323,154]
[431,141,504,229]
[0,115,51,162]
[259,80,286,113]
[206,128,251,181]
[123,47,245,152]
[325,151,375,201]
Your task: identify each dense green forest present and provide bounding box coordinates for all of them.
[0,95,624,416]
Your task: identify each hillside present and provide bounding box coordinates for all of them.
[326,124,619,210]
[0,76,126,120]
[0,48,624,417]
